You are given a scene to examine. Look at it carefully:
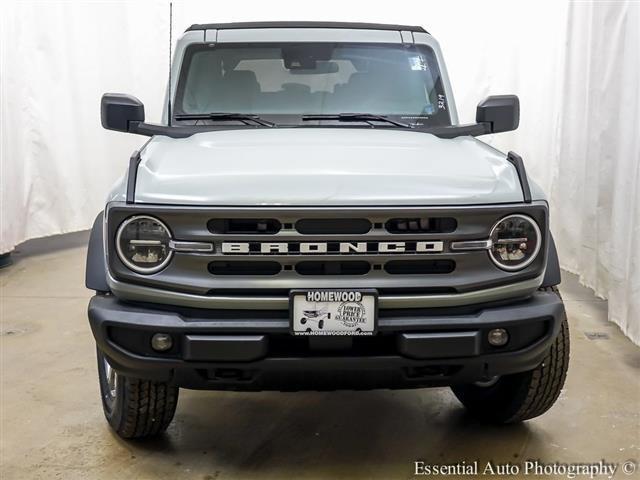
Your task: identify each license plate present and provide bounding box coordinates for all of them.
[290,289,378,336]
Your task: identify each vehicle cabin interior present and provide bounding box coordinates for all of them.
[178,43,446,118]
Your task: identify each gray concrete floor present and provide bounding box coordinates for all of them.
[1,233,639,479]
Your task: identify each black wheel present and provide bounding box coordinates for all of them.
[318,320,324,329]
[300,318,307,324]
[97,348,179,439]
[451,286,569,423]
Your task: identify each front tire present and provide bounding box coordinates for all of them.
[451,287,570,423]
[97,348,179,438]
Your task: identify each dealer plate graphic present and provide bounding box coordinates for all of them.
[290,290,377,336]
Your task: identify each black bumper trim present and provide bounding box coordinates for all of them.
[88,291,565,390]
[398,331,481,359]
[184,334,268,361]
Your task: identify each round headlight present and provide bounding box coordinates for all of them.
[116,216,172,274]
[489,214,541,271]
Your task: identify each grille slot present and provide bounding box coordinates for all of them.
[295,218,372,234]
[384,260,455,275]
[209,261,281,276]
[208,218,281,234]
[386,217,457,234]
[295,261,371,276]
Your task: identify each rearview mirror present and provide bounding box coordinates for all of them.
[101,93,145,132]
[476,95,519,133]
[290,61,340,74]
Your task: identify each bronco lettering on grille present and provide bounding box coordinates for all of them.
[221,241,444,254]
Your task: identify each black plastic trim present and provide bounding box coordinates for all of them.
[476,95,520,133]
[384,260,455,275]
[295,260,371,275]
[89,291,564,336]
[542,233,562,287]
[183,335,268,361]
[398,331,481,359]
[125,150,142,204]
[128,121,210,138]
[209,261,282,276]
[122,121,498,140]
[88,290,564,389]
[207,218,282,234]
[85,212,109,292]
[419,122,491,139]
[506,151,532,203]
[101,93,145,132]
[185,21,428,33]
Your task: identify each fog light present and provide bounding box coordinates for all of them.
[151,333,173,352]
[488,328,509,347]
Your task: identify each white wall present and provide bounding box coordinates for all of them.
[550,2,640,346]
[1,0,638,344]
[1,1,168,248]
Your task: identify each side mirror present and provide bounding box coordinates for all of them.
[101,93,145,132]
[476,95,519,133]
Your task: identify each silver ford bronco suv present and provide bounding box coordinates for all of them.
[87,22,569,439]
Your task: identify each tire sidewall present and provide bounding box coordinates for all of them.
[96,348,126,430]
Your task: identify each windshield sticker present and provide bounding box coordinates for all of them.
[409,55,428,71]
[438,94,447,110]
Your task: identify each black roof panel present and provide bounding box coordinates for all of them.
[186,21,428,34]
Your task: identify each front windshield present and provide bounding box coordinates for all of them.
[174,42,451,126]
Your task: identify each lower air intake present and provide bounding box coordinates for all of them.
[384,260,455,275]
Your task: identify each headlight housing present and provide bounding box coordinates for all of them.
[115,215,173,274]
[489,214,541,271]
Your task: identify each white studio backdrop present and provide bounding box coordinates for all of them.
[1,0,638,344]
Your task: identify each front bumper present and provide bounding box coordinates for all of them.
[88,291,565,391]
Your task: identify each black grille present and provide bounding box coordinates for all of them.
[384,260,455,275]
[208,218,281,234]
[209,261,281,275]
[295,261,371,276]
[386,217,457,233]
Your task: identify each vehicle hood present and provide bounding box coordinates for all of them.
[132,128,528,206]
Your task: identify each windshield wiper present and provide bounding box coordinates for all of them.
[302,113,412,128]
[174,113,275,127]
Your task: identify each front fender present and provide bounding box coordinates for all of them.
[85,211,109,292]
[541,233,561,287]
